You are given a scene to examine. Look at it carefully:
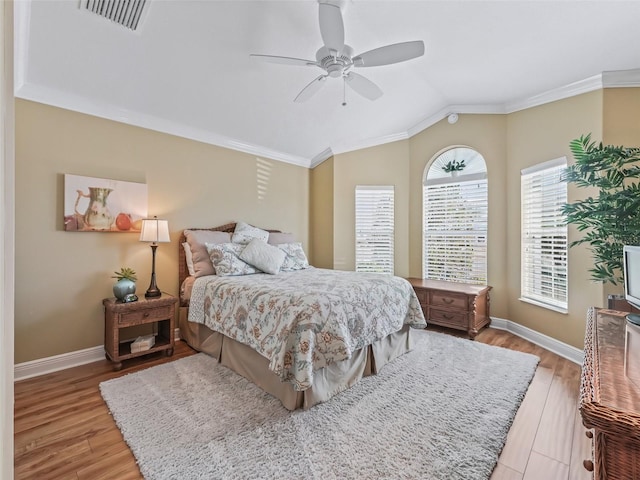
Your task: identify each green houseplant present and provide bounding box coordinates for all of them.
[562,134,640,285]
[111,267,137,300]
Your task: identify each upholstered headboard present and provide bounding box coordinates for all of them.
[178,222,281,291]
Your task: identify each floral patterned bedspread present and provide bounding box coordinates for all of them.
[188,267,426,391]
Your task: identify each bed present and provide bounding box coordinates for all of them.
[178,222,427,410]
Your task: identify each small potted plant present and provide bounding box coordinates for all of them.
[112,267,137,301]
[442,159,466,176]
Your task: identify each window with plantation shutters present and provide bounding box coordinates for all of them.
[355,186,394,274]
[520,157,568,312]
[423,148,488,284]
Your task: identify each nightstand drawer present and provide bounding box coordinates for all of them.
[428,307,467,327]
[118,305,172,325]
[429,291,468,310]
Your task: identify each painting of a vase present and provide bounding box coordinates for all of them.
[64,174,147,232]
[75,187,114,230]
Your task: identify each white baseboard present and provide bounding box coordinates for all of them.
[14,345,105,381]
[490,317,583,365]
[14,327,183,382]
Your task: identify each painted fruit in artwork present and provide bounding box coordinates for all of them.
[131,218,143,231]
[115,213,132,231]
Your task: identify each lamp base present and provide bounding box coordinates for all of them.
[144,288,162,298]
[145,244,162,298]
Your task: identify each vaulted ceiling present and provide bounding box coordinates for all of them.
[14,1,640,167]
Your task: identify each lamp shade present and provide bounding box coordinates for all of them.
[139,217,170,243]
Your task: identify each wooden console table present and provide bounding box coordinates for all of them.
[580,307,640,479]
[407,278,491,339]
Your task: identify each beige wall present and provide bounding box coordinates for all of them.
[409,115,508,318]
[506,90,603,348]
[15,87,639,363]
[309,158,334,269]
[15,100,309,363]
[332,140,411,277]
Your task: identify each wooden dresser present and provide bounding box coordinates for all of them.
[580,307,640,479]
[407,278,491,339]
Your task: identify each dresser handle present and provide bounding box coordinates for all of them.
[583,460,594,472]
[585,430,593,439]
[143,312,150,318]
[443,314,453,320]
[443,298,454,304]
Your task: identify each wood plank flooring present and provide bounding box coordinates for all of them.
[14,328,591,480]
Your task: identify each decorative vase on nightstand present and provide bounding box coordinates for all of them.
[111,267,137,301]
[113,279,136,301]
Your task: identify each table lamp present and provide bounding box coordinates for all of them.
[139,216,170,298]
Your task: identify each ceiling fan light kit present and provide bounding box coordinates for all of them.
[250,1,425,104]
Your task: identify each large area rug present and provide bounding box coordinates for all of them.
[100,331,539,480]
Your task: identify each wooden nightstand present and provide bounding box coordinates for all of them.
[103,293,177,371]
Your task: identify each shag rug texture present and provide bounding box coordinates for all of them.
[100,331,539,480]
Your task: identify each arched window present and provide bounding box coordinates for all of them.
[423,147,488,284]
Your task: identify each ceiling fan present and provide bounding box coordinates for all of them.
[250,1,425,104]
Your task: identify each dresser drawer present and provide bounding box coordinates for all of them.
[429,291,468,310]
[428,307,468,328]
[118,305,172,325]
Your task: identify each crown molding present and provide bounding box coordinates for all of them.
[504,74,603,113]
[602,68,640,88]
[309,148,333,168]
[14,82,312,168]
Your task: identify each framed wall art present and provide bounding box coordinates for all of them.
[64,174,148,232]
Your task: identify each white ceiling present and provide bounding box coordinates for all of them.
[14,1,640,167]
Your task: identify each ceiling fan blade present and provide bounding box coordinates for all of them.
[319,2,345,53]
[345,72,383,101]
[353,40,425,67]
[294,75,327,103]
[250,54,319,67]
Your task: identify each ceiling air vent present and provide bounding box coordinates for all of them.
[81,0,149,31]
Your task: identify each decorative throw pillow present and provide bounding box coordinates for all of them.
[206,242,261,276]
[239,238,286,275]
[231,221,269,245]
[267,232,296,245]
[182,242,195,276]
[184,230,231,277]
[277,242,310,271]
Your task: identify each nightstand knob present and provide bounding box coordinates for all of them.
[143,312,150,318]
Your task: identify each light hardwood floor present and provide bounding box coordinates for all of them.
[14,327,592,480]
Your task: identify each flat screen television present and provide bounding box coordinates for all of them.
[623,245,640,325]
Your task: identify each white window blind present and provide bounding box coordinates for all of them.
[423,175,488,284]
[521,157,568,311]
[355,186,394,274]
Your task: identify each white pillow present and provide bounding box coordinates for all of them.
[206,242,261,276]
[277,243,310,271]
[182,242,195,276]
[232,221,269,245]
[239,238,286,275]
